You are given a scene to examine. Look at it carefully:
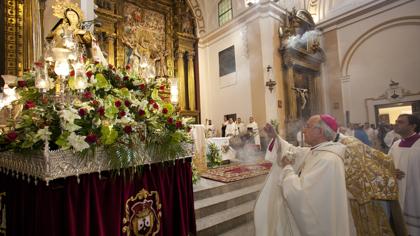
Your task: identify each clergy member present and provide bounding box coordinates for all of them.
[247,116,261,149]
[254,114,352,236]
[225,118,237,137]
[389,114,420,235]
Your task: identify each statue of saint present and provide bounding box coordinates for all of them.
[46,1,94,59]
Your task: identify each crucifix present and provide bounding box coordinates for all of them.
[292,87,309,110]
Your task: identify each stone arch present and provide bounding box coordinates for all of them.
[340,16,420,78]
[186,0,206,36]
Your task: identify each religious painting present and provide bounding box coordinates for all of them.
[122,189,162,236]
[218,46,236,77]
[122,2,166,69]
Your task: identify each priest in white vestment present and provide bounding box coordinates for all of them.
[225,118,238,137]
[389,114,420,235]
[247,117,261,149]
[254,114,353,236]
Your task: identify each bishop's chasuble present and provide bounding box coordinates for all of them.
[254,137,352,236]
[389,133,420,235]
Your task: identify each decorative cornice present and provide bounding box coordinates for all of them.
[198,1,285,46]
[317,0,413,32]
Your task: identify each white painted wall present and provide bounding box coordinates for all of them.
[198,27,253,134]
[322,0,420,124]
[198,2,283,134]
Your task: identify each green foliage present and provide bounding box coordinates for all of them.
[0,61,192,169]
[206,143,222,168]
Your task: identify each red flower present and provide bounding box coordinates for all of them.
[115,76,121,81]
[124,100,131,107]
[108,64,114,70]
[123,125,132,134]
[125,64,131,70]
[153,103,159,109]
[176,121,183,129]
[69,70,75,77]
[6,131,18,141]
[139,84,145,90]
[138,109,145,116]
[85,133,98,144]
[162,108,168,114]
[123,76,129,81]
[167,117,173,124]
[90,100,99,107]
[34,61,43,68]
[97,107,105,116]
[149,99,155,104]
[78,108,87,117]
[94,61,99,65]
[115,100,122,108]
[86,71,93,78]
[118,111,126,118]
[160,85,165,90]
[17,80,27,88]
[24,100,36,109]
[83,91,93,100]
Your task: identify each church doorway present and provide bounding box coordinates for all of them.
[375,100,420,125]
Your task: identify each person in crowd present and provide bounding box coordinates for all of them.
[384,126,401,148]
[221,116,228,137]
[247,116,260,150]
[354,123,371,146]
[236,117,246,134]
[225,118,237,137]
[388,114,420,236]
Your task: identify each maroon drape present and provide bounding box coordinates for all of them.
[0,158,196,236]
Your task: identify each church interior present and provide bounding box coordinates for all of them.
[0,0,419,235]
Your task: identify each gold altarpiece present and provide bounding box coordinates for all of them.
[279,9,324,141]
[94,0,200,122]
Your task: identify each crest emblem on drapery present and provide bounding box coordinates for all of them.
[122,189,161,236]
[0,192,6,236]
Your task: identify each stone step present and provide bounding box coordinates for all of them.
[196,200,256,236]
[194,174,267,201]
[194,182,264,219]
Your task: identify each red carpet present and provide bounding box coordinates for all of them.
[201,161,272,183]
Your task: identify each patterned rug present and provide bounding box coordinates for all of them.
[201,161,272,183]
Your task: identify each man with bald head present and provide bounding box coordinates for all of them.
[255,114,353,235]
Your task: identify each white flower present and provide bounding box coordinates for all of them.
[63,122,82,132]
[60,109,81,123]
[36,127,52,140]
[68,132,90,152]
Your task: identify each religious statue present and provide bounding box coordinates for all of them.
[279,8,321,53]
[46,1,95,59]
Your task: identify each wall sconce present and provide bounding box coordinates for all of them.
[265,65,276,93]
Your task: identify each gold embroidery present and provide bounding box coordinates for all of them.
[341,136,404,236]
[122,189,161,236]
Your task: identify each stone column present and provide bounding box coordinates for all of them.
[106,34,116,66]
[187,51,195,111]
[177,51,186,110]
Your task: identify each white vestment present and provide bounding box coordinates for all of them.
[384,130,401,148]
[254,137,352,236]
[389,136,420,235]
[225,123,238,137]
[247,122,260,145]
[237,122,247,134]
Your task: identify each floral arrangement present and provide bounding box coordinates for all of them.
[206,142,222,168]
[0,61,192,167]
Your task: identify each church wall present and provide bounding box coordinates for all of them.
[319,0,420,125]
[198,24,253,134]
[198,2,283,134]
